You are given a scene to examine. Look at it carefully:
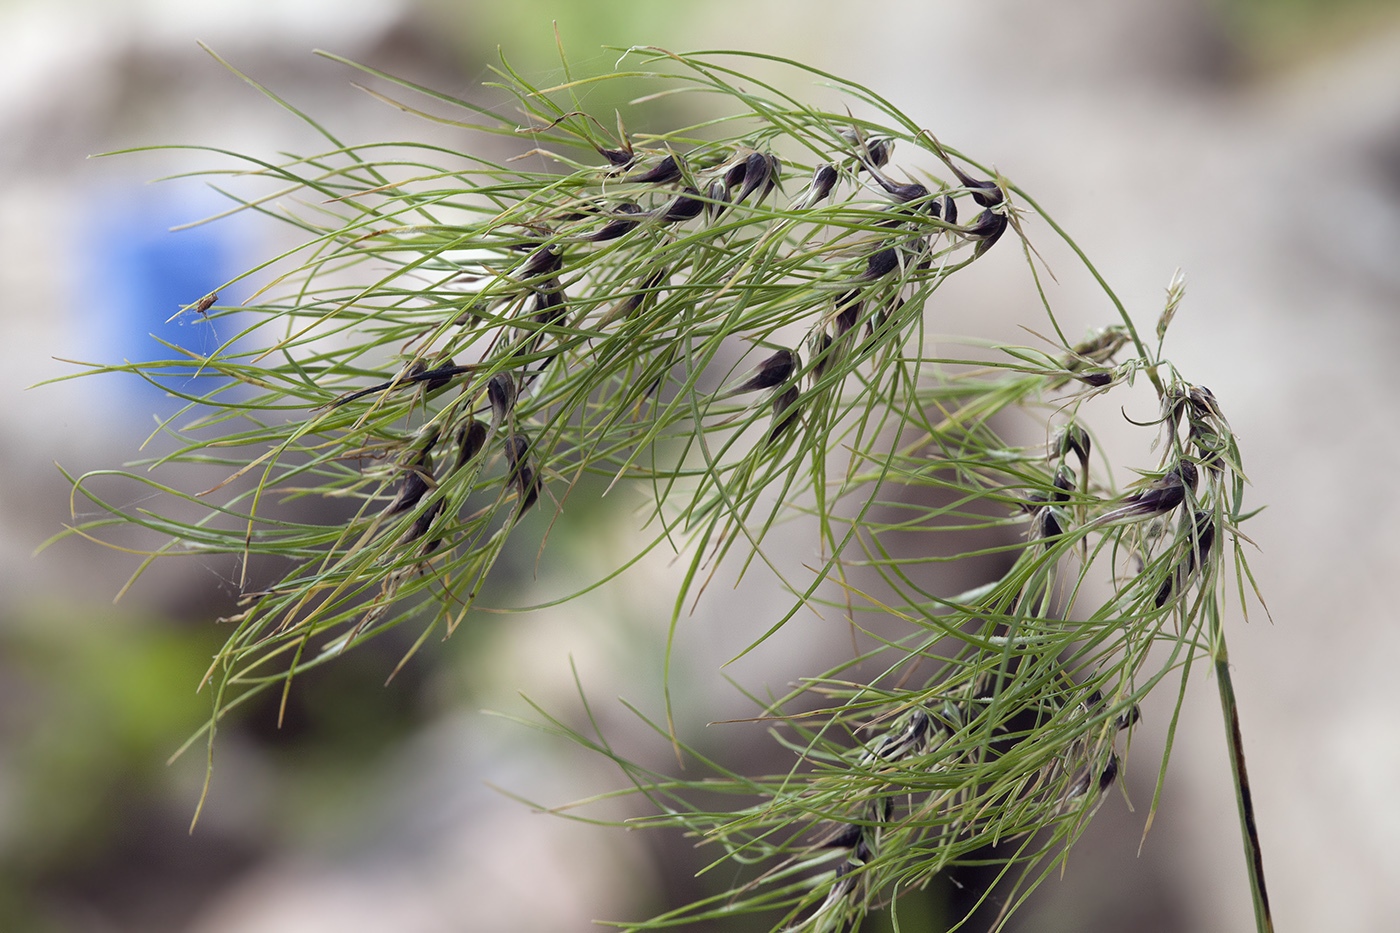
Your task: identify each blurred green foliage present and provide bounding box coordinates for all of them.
[1216,0,1400,68]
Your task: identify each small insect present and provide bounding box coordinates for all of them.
[192,292,217,318]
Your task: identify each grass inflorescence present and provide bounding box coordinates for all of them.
[45,46,1270,933]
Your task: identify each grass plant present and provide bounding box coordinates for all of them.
[43,45,1271,932]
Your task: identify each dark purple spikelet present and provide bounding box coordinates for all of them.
[877,177,929,203]
[809,331,834,382]
[861,246,900,280]
[585,202,643,241]
[1057,424,1092,467]
[768,385,801,443]
[732,348,798,394]
[513,244,563,281]
[943,159,1002,207]
[402,498,444,545]
[657,187,706,223]
[628,154,683,185]
[860,136,892,169]
[598,147,635,169]
[487,372,516,424]
[941,193,958,224]
[806,164,838,206]
[386,441,436,516]
[965,208,1009,252]
[1036,506,1063,540]
[1126,461,1198,517]
[1097,755,1120,793]
[453,419,488,472]
[734,151,779,205]
[504,433,540,515]
[705,179,731,219]
[532,287,568,327]
[815,823,863,851]
[423,358,456,393]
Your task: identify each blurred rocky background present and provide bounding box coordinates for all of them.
[4,0,1399,930]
